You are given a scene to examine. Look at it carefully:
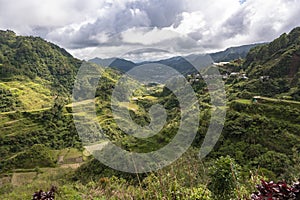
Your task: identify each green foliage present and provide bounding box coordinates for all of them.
[242,27,300,99]
[0,102,82,172]
[252,151,291,176]
[73,158,138,184]
[72,149,213,199]
[0,87,21,111]
[143,174,212,200]
[189,186,212,200]
[4,144,56,169]
[208,156,241,200]
[0,30,82,104]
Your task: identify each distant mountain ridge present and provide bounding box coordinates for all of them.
[210,43,266,62]
[89,43,265,75]
[89,57,137,72]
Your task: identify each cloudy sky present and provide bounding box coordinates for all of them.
[0,0,300,61]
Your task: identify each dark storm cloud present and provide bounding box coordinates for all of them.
[131,0,186,27]
[222,10,250,38]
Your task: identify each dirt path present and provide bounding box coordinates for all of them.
[260,96,300,105]
[59,163,83,169]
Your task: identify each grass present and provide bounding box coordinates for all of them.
[259,96,300,106]
[65,99,95,108]
[11,172,37,186]
[84,141,109,155]
[137,95,158,101]
[0,114,43,136]
[234,99,252,105]
[0,79,53,110]
[234,96,300,106]
[52,148,84,165]
[60,148,82,159]
[0,107,50,116]
[118,102,139,111]
[1,167,78,200]
[0,147,84,197]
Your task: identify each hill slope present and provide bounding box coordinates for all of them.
[241,27,300,99]
[0,30,82,111]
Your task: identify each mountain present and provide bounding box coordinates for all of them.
[240,27,300,99]
[210,43,265,62]
[89,43,264,75]
[138,56,195,74]
[89,56,199,75]
[89,57,137,72]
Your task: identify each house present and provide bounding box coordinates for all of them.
[241,74,249,80]
[252,96,261,103]
[222,73,229,79]
[230,72,239,77]
[260,76,270,82]
[214,62,230,66]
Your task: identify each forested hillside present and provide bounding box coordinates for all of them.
[0,30,82,112]
[240,27,300,99]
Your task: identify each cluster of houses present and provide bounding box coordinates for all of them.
[213,62,230,66]
[226,72,249,80]
[187,72,249,83]
[187,73,201,83]
[186,61,253,83]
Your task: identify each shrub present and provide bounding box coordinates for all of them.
[208,156,242,200]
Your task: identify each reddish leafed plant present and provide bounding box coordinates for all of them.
[251,180,300,200]
[32,185,57,200]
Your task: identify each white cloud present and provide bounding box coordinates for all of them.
[0,0,107,33]
[121,27,179,45]
[1,0,300,59]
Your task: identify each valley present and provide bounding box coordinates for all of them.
[0,27,300,199]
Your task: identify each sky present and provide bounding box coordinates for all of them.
[0,0,300,61]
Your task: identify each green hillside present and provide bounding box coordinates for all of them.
[0,28,300,199]
[0,30,82,111]
[241,27,300,99]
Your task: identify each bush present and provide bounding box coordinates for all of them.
[7,144,56,169]
[208,156,242,200]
